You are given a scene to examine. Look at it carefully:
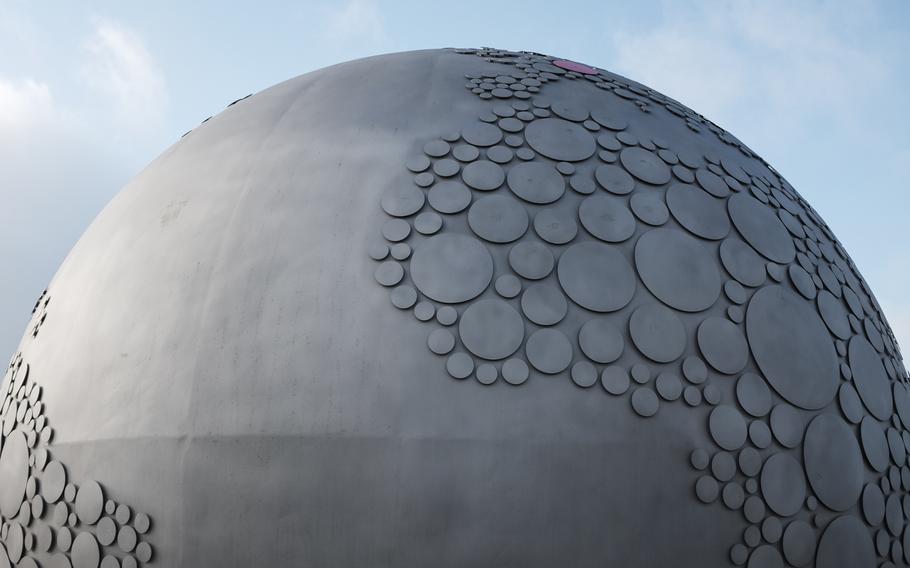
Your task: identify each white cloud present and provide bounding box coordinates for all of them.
[81,20,168,130]
[0,17,170,358]
[0,77,55,133]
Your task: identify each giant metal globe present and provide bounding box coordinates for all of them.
[1,48,907,567]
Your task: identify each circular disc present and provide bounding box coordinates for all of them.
[728,193,796,264]
[815,515,875,568]
[720,239,766,287]
[635,228,720,312]
[509,242,554,280]
[781,521,815,567]
[524,118,596,161]
[75,480,104,525]
[410,234,493,303]
[709,406,747,451]
[594,164,634,195]
[804,413,863,512]
[467,194,528,243]
[746,286,838,409]
[461,160,505,191]
[507,161,565,204]
[620,147,671,185]
[578,319,624,364]
[697,317,748,375]
[458,299,524,360]
[521,282,567,326]
[666,183,730,240]
[533,208,577,244]
[579,195,636,243]
[558,241,635,313]
[735,374,771,419]
[629,303,686,363]
[0,431,28,518]
[849,335,893,421]
[526,328,573,374]
[760,453,805,517]
[71,532,100,568]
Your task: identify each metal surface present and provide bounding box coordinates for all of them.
[0,47,908,567]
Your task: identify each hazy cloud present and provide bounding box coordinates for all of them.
[317,0,390,60]
[609,0,889,137]
[81,20,168,130]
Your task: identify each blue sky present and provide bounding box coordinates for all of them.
[1,0,908,359]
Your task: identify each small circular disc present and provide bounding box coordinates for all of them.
[571,361,598,388]
[427,329,455,355]
[459,299,524,360]
[601,366,630,395]
[521,282,567,326]
[502,359,530,386]
[558,241,635,312]
[526,329,573,374]
[629,192,669,226]
[74,480,104,525]
[696,317,748,375]
[381,185,425,217]
[509,242,554,280]
[635,228,720,312]
[594,164,634,195]
[495,274,522,298]
[709,406,747,451]
[428,181,472,214]
[628,303,686,363]
[533,208,577,244]
[461,160,505,191]
[620,147,671,185]
[804,413,864,512]
[579,195,636,243]
[578,319,624,364]
[631,388,659,417]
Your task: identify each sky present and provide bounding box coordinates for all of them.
[1,0,908,360]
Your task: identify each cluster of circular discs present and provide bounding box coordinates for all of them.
[0,354,154,568]
[455,47,733,138]
[29,291,49,340]
[368,47,910,567]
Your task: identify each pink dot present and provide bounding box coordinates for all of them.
[553,59,599,75]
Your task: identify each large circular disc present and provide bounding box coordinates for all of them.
[558,241,635,313]
[634,228,720,312]
[746,286,838,410]
[410,234,493,303]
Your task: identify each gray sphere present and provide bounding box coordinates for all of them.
[1,48,907,567]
